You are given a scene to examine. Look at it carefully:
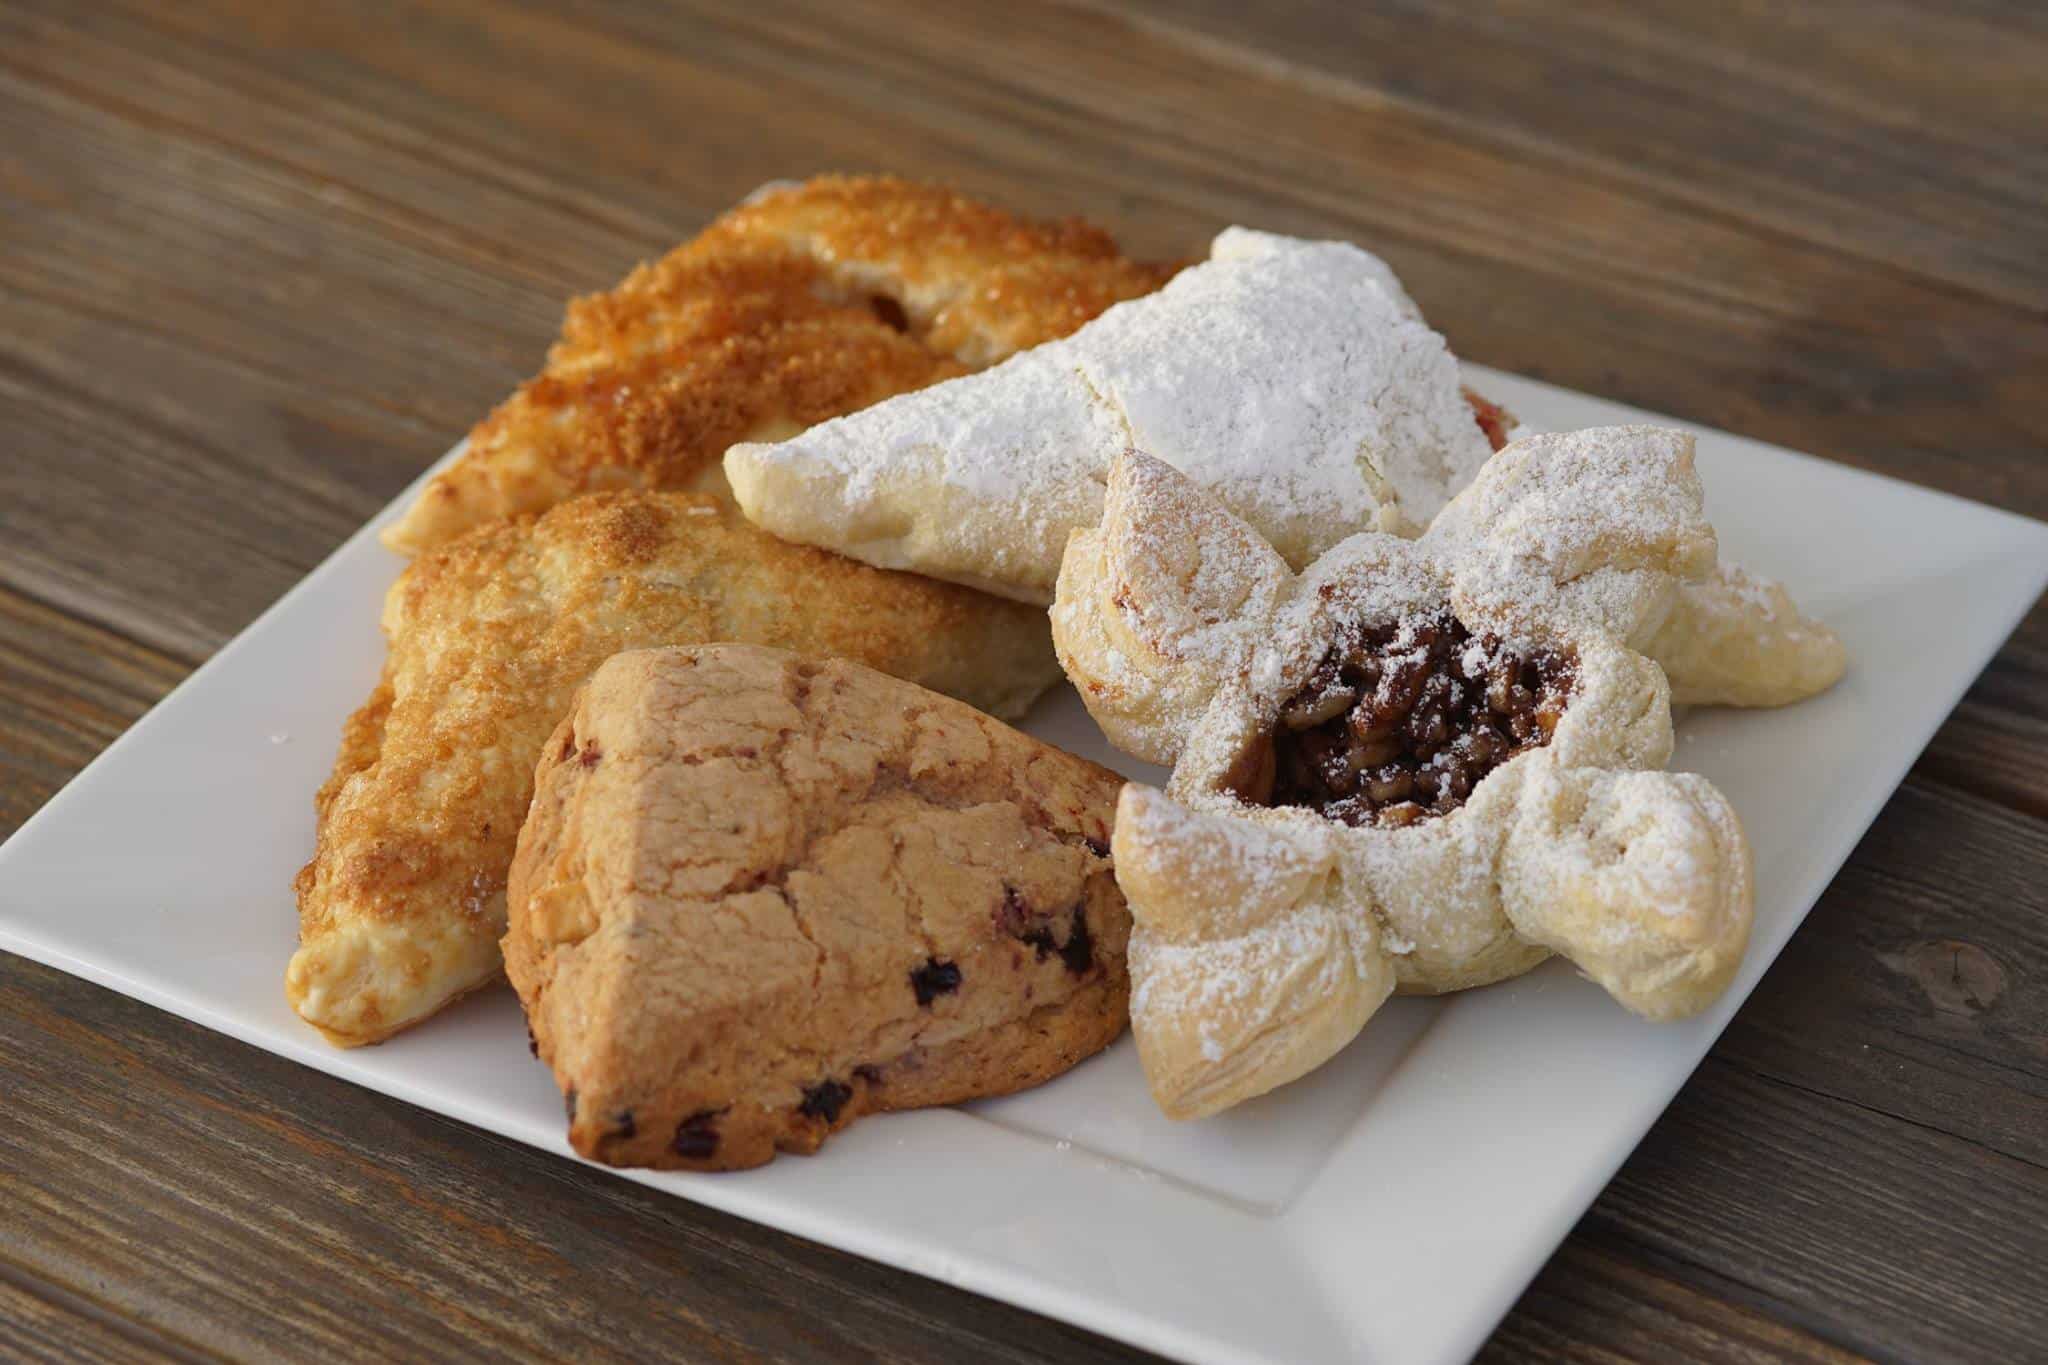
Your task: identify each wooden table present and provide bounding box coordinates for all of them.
[3,3,2043,1360]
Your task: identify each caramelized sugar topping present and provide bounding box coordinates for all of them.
[1248,610,1576,828]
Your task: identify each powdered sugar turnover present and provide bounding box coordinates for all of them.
[724,227,1492,602]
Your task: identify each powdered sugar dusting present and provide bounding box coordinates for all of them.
[728,228,1492,599]
[1121,785,1331,922]
[1080,232,1488,546]
[1210,226,1423,321]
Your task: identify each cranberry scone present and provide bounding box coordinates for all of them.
[504,645,1130,1171]
[725,227,1502,604]
[1056,431,1780,1119]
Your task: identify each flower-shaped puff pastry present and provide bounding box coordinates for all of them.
[1055,428,1775,1118]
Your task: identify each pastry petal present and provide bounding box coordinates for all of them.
[1053,450,1292,765]
[1115,785,1394,1120]
[1427,425,1719,645]
[1499,760,1754,1021]
[1647,564,1848,706]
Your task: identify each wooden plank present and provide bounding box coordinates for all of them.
[1912,632,2048,821]
[1105,0,2048,312]
[1715,781,2048,1169]
[1481,1234,1864,1364]
[0,1264,197,1365]
[1586,1055,2048,1363]
[0,588,188,831]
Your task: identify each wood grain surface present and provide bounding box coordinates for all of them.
[2,1,2043,1360]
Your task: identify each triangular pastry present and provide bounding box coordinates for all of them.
[506,646,1130,1170]
[381,175,1176,556]
[1056,430,1799,1118]
[725,228,1500,604]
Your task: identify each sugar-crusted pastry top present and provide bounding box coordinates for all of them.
[725,228,1495,603]
[381,175,1176,556]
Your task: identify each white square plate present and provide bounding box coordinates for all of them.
[3,366,2044,1365]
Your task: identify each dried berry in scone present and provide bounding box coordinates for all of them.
[503,644,1129,1171]
[1057,431,1783,1119]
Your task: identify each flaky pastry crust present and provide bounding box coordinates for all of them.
[382,175,1176,555]
[289,493,1061,1046]
[1058,431,1785,1118]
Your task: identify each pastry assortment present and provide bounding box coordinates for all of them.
[291,175,1846,1161]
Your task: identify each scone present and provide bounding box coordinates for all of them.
[382,174,1177,556]
[504,645,1130,1170]
[1056,434,1778,1118]
[725,227,1500,604]
[289,493,1063,1047]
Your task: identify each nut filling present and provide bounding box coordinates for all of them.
[1250,609,1577,828]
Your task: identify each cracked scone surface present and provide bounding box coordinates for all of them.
[504,645,1131,1171]
[382,174,1177,556]
[289,494,1063,1048]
